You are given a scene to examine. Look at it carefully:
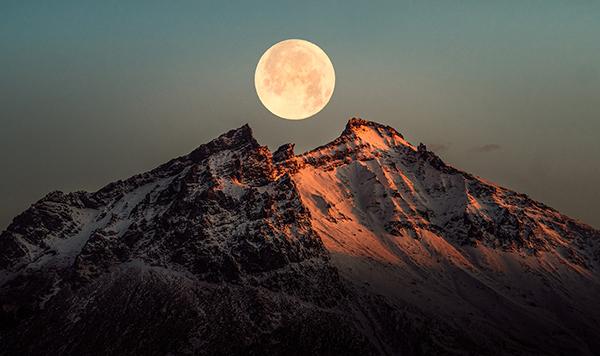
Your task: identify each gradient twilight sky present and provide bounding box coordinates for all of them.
[1,1,599,230]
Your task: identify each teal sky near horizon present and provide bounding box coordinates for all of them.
[1,1,599,229]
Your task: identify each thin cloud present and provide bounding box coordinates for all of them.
[469,144,501,153]
[427,142,452,152]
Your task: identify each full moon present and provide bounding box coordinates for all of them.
[255,39,335,120]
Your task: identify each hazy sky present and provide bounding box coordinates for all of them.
[1,1,599,230]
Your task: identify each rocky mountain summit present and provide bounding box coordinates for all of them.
[1,118,599,355]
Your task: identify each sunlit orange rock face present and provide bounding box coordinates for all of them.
[283,118,596,270]
[276,118,600,353]
[1,118,599,355]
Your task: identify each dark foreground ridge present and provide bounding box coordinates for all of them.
[1,118,599,356]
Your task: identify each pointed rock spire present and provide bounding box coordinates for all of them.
[341,117,404,139]
[189,123,261,163]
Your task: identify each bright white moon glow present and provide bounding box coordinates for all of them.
[255,39,335,120]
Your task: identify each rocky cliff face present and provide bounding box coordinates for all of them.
[1,118,599,356]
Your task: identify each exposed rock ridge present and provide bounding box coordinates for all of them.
[342,117,404,139]
[300,118,404,159]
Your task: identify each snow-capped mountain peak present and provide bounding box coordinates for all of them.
[1,118,599,356]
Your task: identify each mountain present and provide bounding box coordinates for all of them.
[1,118,599,356]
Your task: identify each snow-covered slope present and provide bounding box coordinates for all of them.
[0,125,367,355]
[1,118,599,356]
[285,118,600,354]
